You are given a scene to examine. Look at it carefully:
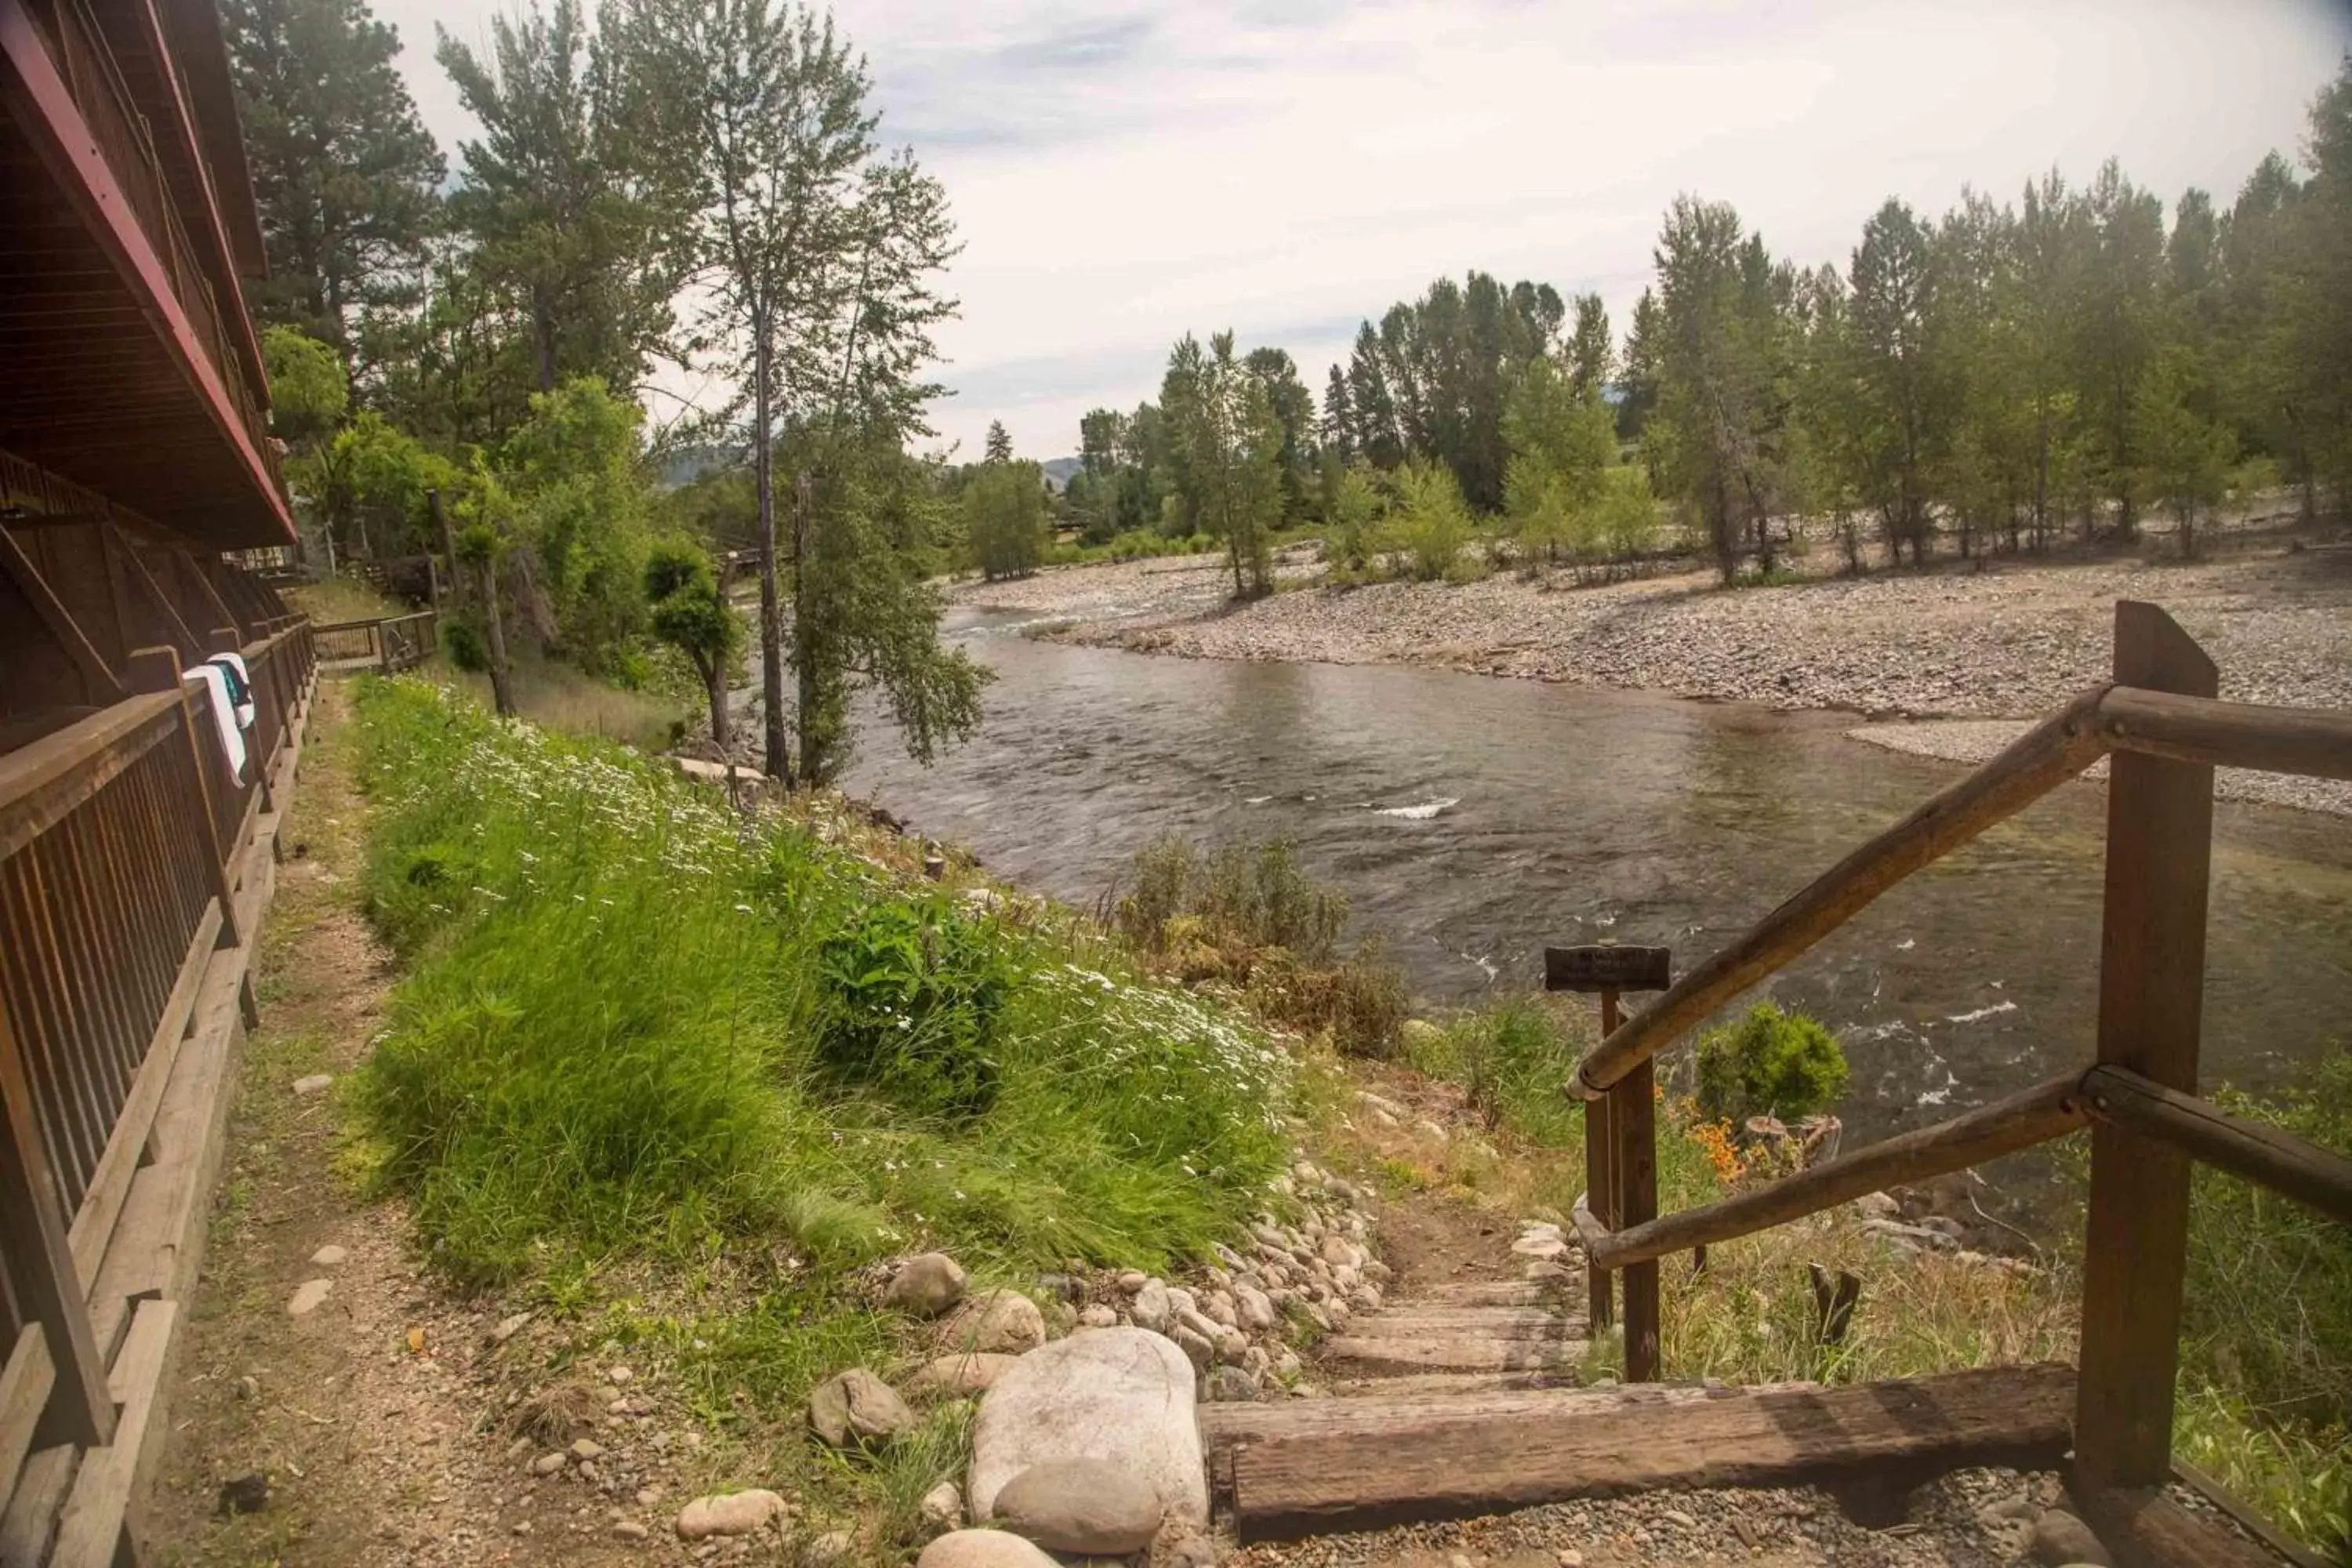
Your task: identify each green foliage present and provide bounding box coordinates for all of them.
[1388,461,1475,581]
[1693,1002,1849,1123]
[2176,1050,2352,1556]
[350,677,1289,1285]
[1111,837,1402,1058]
[223,0,445,341]
[496,378,658,671]
[964,459,1049,580]
[441,615,489,672]
[261,326,348,442]
[642,539,742,743]
[1162,332,1283,598]
[816,898,1012,1118]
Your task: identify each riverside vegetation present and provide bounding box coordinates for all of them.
[338,674,2350,1561]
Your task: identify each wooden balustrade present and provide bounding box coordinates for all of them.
[1563,601,2352,1568]
[0,614,314,1564]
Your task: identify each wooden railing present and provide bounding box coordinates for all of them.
[0,619,315,1565]
[1565,602,2352,1567]
[313,609,434,673]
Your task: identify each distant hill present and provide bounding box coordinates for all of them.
[1040,456,1082,492]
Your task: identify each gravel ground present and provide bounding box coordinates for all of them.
[1225,1467,2278,1568]
[962,524,2352,817]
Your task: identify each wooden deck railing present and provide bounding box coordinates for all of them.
[1565,602,2352,1567]
[312,608,434,673]
[0,618,316,1565]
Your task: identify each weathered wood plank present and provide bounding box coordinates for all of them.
[2084,1065,2352,1227]
[1203,1379,1813,1463]
[1414,1278,1564,1308]
[0,1445,79,1565]
[2077,602,2215,1492]
[2074,1481,2277,1568]
[1317,1334,1583,1374]
[1588,1073,2088,1270]
[51,1298,176,1567]
[1340,1308,1570,1341]
[1571,685,2109,1096]
[0,1323,55,1506]
[0,692,178,862]
[1230,1364,2077,1541]
[65,898,218,1292]
[2097,685,2352,783]
[2169,1460,2334,1568]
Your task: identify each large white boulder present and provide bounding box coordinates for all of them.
[969,1328,1207,1527]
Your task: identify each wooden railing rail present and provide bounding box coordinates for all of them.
[0,611,315,1563]
[1562,602,2352,1566]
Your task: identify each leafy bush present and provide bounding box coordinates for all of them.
[441,615,489,672]
[817,899,1012,1117]
[1387,462,1474,582]
[1693,1002,1849,1123]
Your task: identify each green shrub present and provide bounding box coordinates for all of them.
[817,899,1012,1118]
[1387,461,1474,582]
[1693,1002,1849,1123]
[441,615,488,672]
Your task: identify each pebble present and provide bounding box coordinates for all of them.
[675,1490,787,1540]
[531,1452,567,1476]
[612,1520,649,1541]
[570,1438,605,1461]
[286,1279,332,1316]
[308,1244,347,1268]
[291,1073,332,1096]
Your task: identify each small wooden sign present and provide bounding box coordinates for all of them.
[1544,944,1671,995]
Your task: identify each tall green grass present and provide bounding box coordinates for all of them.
[349,676,1288,1290]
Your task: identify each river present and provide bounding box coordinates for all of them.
[844,608,2352,1145]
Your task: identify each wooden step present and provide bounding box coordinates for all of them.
[1341,1308,1571,1341]
[1322,1370,1588,1399]
[1413,1277,1566,1308]
[1225,1363,2078,1541]
[1318,1332,1586,1374]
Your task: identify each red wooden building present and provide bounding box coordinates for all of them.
[2,0,315,1559]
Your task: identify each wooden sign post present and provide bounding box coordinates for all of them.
[1546,943,1671,1381]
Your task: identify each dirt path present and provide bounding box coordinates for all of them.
[148,685,662,1566]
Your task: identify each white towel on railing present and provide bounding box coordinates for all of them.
[205,652,256,731]
[184,663,249,784]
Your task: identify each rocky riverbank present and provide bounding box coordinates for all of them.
[955,525,2352,815]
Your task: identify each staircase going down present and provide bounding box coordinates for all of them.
[1199,1245,2080,1546]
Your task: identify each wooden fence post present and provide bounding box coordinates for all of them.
[0,993,114,1446]
[1616,1058,1660,1381]
[1585,1083,1614,1333]
[2074,601,2216,1490]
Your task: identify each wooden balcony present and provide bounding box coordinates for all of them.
[0,0,292,548]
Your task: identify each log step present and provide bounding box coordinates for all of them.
[1317,1333,1586,1373]
[1226,1363,2078,1541]
[1341,1308,1573,1341]
[1414,1276,1568,1308]
[1322,1370,1588,1399]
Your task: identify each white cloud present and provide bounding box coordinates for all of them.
[368,0,2347,460]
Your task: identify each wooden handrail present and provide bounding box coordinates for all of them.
[0,691,180,860]
[1570,685,2111,1098]
[1581,1074,2088,1270]
[2083,1065,2352,1227]
[2096,687,2352,782]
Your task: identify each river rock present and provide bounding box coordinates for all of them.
[989,1458,1163,1554]
[675,1489,786,1539]
[1171,1323,1214,1370]
[886,1253,969,1317]
[917,1530,1059,1568]
[1128,1279,1173,1333]
[941,1290,1047,1355]
[1203,1366,1260,1403]
[1078,1304,1118,1328]
[1232,1283,1276,1332]
[2030,1509,2112,1567]
[920,1482,964,1531]
[809,1369,914,1446]
[906,1353,1022,1399]
[969,1327,1207,1526]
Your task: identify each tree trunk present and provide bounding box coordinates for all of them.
[480,553,515,718]
[753,318,789,780]
[793,468,822,787]
[703,655,731,750]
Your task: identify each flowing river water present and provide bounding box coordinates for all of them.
[842,608,2352,1149]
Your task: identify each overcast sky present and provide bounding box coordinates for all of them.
[374,0,2349,461]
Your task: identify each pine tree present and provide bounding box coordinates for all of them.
[436,0,677,397]
[224,0,445,344]
[984,419,1014,463]
[1566,292,1614,399]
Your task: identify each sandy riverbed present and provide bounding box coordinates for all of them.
[953,526,2352,815]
